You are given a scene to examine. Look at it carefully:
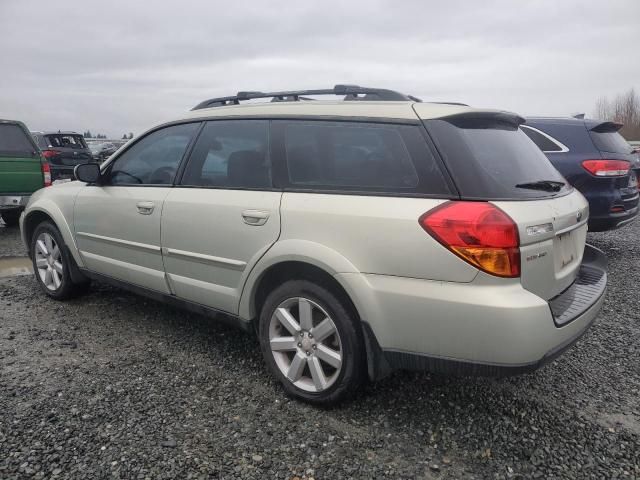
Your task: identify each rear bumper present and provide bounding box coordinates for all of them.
[339,245,607,379]
[588,204,638,231]
[0,195,30,211]
[584,186,639,231]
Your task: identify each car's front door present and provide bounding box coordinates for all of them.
[74,122,200,292]
[161,120,281,314]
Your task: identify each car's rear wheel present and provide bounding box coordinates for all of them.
[1,210,21,227]
[258,279,365,405]
[30,222,90,300]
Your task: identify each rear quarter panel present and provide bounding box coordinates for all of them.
[277,192,479,281]
[238,192,480,320]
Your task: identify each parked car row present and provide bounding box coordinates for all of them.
[88,142,118,162]
[17,85,614,404]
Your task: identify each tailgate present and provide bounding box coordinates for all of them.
[0,155,43,193]
[493,189,589,300]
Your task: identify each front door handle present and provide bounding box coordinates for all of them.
[242,209,270,226]
[136,201,155,215]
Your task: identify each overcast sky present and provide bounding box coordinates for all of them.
[1,0,638,138]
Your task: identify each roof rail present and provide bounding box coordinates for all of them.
[191,84,421,110]
[429,101,469,107]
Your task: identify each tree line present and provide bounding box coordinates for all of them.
[82,131,134,140]
[594,88,640,140]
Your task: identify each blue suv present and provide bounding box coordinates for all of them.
[523,117,639,231]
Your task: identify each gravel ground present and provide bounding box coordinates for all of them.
[0,217,26,257]
[1,221,639,479]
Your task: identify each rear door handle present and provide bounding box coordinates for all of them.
[242,209,270,226]
[136,201,155,215]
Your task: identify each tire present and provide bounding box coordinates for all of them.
[258,279,366,405]
[30,221,90,300]
[1,210,21,227]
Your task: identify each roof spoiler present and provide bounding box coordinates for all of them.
[439,111,525,128]
[590,121,623,133]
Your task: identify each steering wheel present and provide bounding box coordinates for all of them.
[110,170,143,184]
[149,166,176,184]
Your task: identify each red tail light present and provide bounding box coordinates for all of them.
[42,149,57,159]
[582,159,630,177]
[41,162,52,187]
[419,202,520,278]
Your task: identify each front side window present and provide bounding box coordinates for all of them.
[107,123,199,186]
[280,121,446,193]
[181,120,271,189]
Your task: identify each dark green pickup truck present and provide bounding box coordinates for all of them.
[0,120,48,226]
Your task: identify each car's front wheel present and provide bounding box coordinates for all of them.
[258,279,365,405]
[30,221,90,300]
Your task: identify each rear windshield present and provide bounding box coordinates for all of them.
[589,130,633,154]
[45,134,87,149]
[0,123,35,155]
[426,117,571,200]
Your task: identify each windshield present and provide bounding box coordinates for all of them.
[426,117,571,200]
[589,130,634,154]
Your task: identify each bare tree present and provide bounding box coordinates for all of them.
[595,96,610,121]
[594,88,640,140]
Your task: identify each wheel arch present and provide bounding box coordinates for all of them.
[239,242,393,382]
[239,240,360,322]
[22,204,83,267]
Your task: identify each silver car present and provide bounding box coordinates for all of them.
[20,85,607,404]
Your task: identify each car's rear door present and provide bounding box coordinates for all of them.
[161,119,281,315]
[0,121,43,195]
[74,122,200,292]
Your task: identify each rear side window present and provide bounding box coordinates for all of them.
[278,121,450,194]
[589,131,633,154]
[181,120,271,189]
[45,134,87,149]
[0,124,35,155]
[426,117,570,200]
[521,126,565,152]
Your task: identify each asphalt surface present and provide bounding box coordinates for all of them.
[1,219,639,479]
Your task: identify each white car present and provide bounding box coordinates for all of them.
[20,85,607,404]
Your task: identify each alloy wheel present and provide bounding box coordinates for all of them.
[34,232,63,291]
[268,297,343,392]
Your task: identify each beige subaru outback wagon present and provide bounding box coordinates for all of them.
[20,85,607,404]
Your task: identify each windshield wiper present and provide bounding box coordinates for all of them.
[515,180,565,192]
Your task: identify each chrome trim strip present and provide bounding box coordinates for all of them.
[163,247,246,270]
[521,125,570,153]
[76,231,161,252]
[555,218,588,236]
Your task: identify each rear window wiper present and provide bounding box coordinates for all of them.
[515,180,565,192]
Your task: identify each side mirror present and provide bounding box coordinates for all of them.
[74,163,101,184]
